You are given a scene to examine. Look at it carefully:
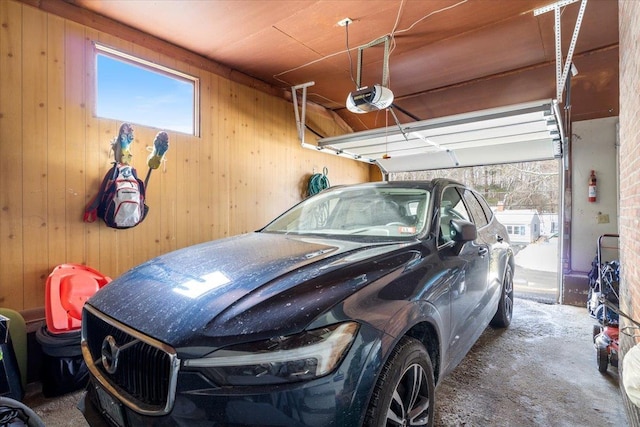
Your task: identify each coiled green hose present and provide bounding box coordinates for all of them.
[307,167,330,197]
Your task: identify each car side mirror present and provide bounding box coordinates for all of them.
[450,219,477,242]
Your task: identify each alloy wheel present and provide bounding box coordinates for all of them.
[386,363,431,426]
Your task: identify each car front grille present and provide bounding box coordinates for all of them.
[81,304,180,415]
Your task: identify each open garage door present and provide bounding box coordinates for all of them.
[312,99,566,305]
[316,99,564,174]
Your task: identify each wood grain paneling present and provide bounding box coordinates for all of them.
[0,0,370,311]
[22,5,49,305]
[0,0,24,309]
[84,28,102,272]
[64,20,87,268]
[47,14,67,273]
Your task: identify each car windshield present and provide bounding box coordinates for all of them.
[262,185,431,239]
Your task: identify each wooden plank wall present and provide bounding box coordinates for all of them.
[0,0,371,312]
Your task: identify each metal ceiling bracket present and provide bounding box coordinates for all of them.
[292,81,315,145]
[557,0,587,100]
[447,150,460,167]
[534,0,587,101]
[533,0,579,16]
[356,36,391,89]
[291,81,375,164]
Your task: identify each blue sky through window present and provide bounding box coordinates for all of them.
[97,52,196,135]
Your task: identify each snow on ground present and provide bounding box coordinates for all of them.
[514,237,558,273]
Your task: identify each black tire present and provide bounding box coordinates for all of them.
[364,336,435,427]
[592,324,602,343]
[0,396,46,426]
[596,345,609,373]
[490,263,514,328]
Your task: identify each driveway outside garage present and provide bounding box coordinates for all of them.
[24,299,627,426]
[514,237,559,303]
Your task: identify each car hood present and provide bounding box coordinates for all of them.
[87,232,417,350]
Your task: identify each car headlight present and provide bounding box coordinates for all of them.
[183,322,359,386]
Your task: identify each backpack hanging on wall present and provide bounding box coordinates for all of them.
[83,123,169,229]
[83,163,148,229]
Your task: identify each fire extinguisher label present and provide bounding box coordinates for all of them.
[589,185,596,199]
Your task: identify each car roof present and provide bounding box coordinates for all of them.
[353,179,466,190]
[322,179,472,198]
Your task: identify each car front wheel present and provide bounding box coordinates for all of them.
[364,336,435,427]
[490,263,514,328]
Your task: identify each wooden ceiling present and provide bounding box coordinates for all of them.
[64,0,618,133]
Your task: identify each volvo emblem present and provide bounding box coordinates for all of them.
[100,335,139,375]
[101,335,120,374]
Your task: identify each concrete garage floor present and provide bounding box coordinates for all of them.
[23,298,627,426]
[434,298,627,426]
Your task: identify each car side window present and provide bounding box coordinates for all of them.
[474,191,494,223]
[463,189,488,228]
[439,187,471,245]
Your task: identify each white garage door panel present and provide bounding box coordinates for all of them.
[430,131,555,150]
[377,139,558,173]
[316,99,563,172]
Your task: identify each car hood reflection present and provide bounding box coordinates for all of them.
[86,232,415,350]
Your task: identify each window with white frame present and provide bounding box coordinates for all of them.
[95,43,199,136]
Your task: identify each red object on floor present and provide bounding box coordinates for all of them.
[45,264,111,334]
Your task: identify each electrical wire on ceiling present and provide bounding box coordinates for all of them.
[287,0,468,134]
[273,0,469,93]
[386,0,406,87]
[391,0,468,38]
[388,0,469,86]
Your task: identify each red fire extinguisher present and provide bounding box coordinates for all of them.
[588,170,597,202]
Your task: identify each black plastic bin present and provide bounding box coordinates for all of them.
[35,325,88,397]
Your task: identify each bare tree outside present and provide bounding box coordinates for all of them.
[391,160,559,214]
[391,159,561,303]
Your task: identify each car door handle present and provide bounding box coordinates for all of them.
[478,247,489,257]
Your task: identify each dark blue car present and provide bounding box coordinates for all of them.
[80,179,514,427]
